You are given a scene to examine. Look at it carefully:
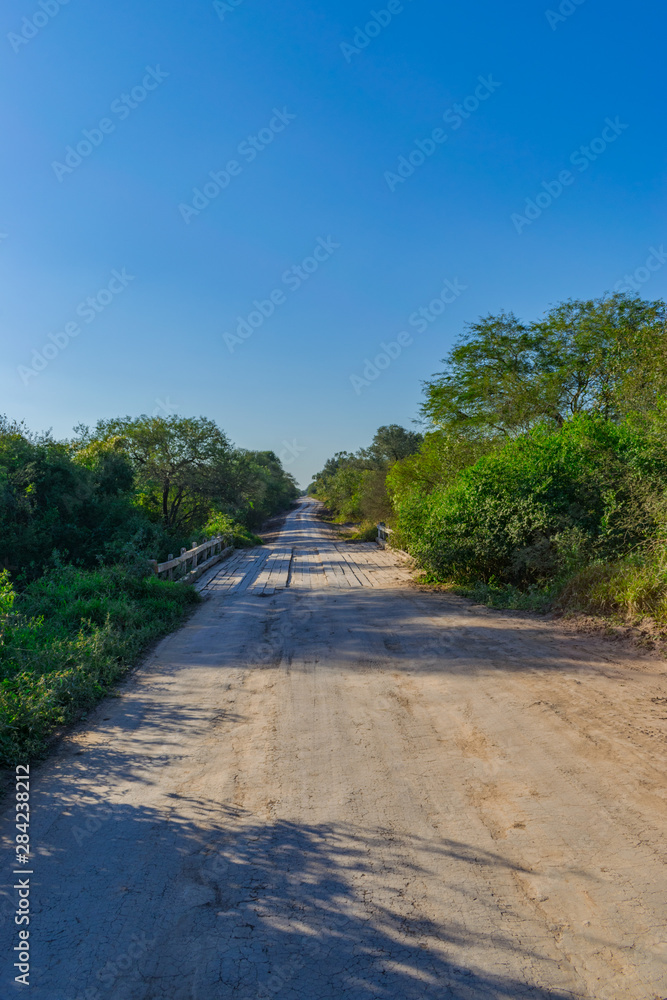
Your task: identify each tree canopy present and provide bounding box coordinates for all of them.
[422,294,667,437]
[0,413,298,578]
[310,425,423,522]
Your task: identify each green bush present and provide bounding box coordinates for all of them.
[204,511,262,548]
[0,565,198,765]
[344,522,379,542]
[393,415,666,587]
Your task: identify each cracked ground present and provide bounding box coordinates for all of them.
[1,501,666,998]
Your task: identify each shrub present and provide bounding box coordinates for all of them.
[0,565,199,765]
[393,414,666,587]
[204,511,262,548]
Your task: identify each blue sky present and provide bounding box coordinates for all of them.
[1,0,665,485]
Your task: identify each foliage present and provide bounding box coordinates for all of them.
[394,415,665,587]
[423,294,666,437]
[361,424,424,465]
[0,416,147,579]
[0,565,198,764]
[204,510,263,548]
[231,450,299,528]
[74,415,238,534]
[557,549,667,624]
[0,570,16,615]
[451,579,558,613]
[386,431,495,532]
[0,414,297,581]
[344,523,380,543]
[312,425,422,523]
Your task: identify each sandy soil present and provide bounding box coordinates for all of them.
[1,501,665,999]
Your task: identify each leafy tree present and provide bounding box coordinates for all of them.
[312,426,422,522]
[0,416,140,578]
[387,431,494,500]
[362,425,424,466]
[230,450,299,527]
[76,415,238,534]
[423,294,666,437]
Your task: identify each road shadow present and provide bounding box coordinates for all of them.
[1,795,588,1000]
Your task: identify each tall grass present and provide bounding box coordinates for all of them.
[557,549,667,623]
[455,548,667,626]
[0,566,199,765]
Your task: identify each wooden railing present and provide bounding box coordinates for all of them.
[377,522,392,549]
[151,535,233,584]
[377,522,412,560]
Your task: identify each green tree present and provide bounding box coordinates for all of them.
[311,426,422,522]
[231,450,299,527]
[394,414,667,587]
[0,416,139,577]
[362,425,424,466]
[423,294,666,437]
[77,415,238,534]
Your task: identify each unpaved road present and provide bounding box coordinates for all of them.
[2,500,667,999]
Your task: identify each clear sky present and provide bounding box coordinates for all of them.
[1,0,665,485]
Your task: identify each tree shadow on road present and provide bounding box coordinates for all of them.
[14,793,587,1000]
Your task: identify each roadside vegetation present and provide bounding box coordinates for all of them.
[311,292,667,628]
[308,424,423,537]
[0,414,298,764]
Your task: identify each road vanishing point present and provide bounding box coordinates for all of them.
[1,500,666,999]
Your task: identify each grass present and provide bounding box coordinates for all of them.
[419,546,667,632]
[556,549,667,623]
[342,522,379,543]
[0,565,199,766]
[453,579,559,613]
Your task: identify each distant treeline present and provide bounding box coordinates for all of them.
[311,292,667,617]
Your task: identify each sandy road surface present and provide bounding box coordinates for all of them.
[1,500,666,999]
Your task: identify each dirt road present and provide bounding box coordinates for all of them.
[2,500,666,999]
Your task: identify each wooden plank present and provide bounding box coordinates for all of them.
[334,545,377,588]
[203,551,249,591]
[265,548,293,591]
[207,548,270,595]
[347,546,403,587]
[248,547,290,594]
[235,550,271,593]
[317,546,352,588]
[303,548,325,589]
